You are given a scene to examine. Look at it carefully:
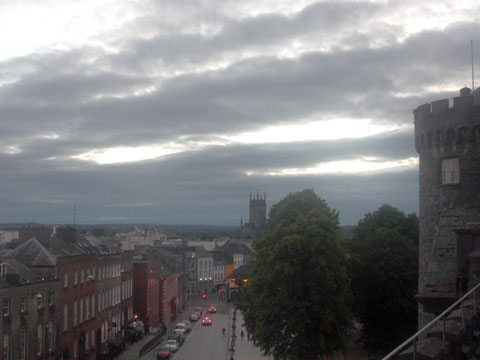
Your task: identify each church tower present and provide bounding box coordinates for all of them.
[241,191,267,237]
[249,191,267,231]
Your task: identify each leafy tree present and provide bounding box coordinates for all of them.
[348,204,418,355]
[237,189,352,360]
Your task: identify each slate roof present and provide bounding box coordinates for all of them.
[7,238,57,267]
[0,256,46,287]
[213,251,232,264]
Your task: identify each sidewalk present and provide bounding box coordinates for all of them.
[117,319,178,360]
[232,312,269,360]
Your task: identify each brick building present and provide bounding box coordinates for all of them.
[57,254,98,360]
[96,253,122,352]
[120,251,134,332]
[133,260,162,331]
[159,270,177,326]
[0,257,57,360]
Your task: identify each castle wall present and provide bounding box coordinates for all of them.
[414,90,480,326]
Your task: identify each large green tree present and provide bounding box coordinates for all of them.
[237,189,352,360]
[348,204,418,355]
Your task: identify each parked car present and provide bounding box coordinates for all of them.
[208,306,217,313]
[180,320,192,332]
[168,334,185,346]
[202,316,213,326]
[194,306,203,315]
[165,339,179,353]
[190,312,200,321]
[174,323,187,336]
[157,346,172,359]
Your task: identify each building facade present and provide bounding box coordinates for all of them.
[414,87,480,326]
[58,254,98,360]
[159,271,177,326]
[96,254,122,350]
[133,260,161,331]
[0,258,57,360]
[120,252,134,334]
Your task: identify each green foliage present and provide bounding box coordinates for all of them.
[238,189,352,360]
[348,204,418,355]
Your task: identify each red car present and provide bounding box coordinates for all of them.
[208,306,217,313]
[202,316,213,326]
[157,346,172,359]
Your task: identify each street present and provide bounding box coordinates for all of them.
[145,293,232,360]
[172,298,232,360]
[134,293,267,360]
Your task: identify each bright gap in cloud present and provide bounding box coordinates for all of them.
[72,120,405,165]
[226,119,405,144]
[73,145,183,164]
[0,0,141,61]
[246,157,418,176]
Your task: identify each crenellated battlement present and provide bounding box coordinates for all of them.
[414,88,480,152]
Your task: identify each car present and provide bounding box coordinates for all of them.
[208,306,217,313]
[180,320,192,332]
[168,334,185,346]
[202,316,213,326]
[157,346,172,359]
[190,312,200,321]
[174,323,187,336]
[194,306,203,315]
[165,339,179,353]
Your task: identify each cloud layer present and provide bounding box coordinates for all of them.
[1,0,479,225]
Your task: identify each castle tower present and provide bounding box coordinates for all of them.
[414,87,480,326]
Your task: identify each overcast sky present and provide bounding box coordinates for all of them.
[1,0,479,226]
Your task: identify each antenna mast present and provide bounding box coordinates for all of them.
[73,203,76,228]
[472,40,475,91]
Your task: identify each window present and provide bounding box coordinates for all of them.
[73,339,77,357]
[92,296,95,318]
[3,299,10,317]
[20,296,27,313]
[91,329,95,349]
[73,300,78,326]
[37,293,43,308]
[80,270,84,284]
[63,304,68,331]
[48,290,54,306]
[64,273,68,288]
[442,158,460,184]
[20,328,26,360]
[46,320,54,351]
[0,264,6,278]
[3,333,9,360]
[74,270,78,286]
[79,297,83,324]
[37,324,43,355]
[86,295,89,320]
[85,331,89,349]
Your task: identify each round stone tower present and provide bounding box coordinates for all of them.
[415,87,480,326]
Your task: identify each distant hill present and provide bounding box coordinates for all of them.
[1,222,355,241]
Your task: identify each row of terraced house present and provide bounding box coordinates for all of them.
[0,226,251,360]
